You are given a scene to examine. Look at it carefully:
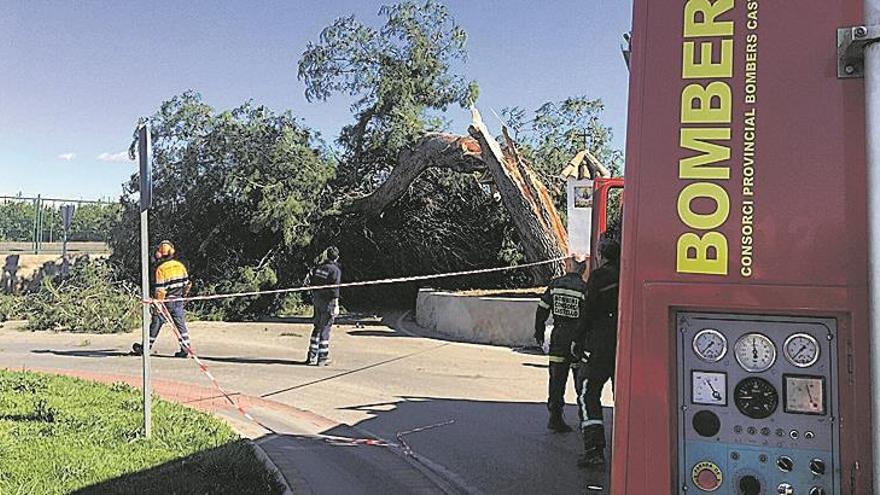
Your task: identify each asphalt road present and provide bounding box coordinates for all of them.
[0,312,612,494]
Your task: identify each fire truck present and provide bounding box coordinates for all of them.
[597,0,880,493]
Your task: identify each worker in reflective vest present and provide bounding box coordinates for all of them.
[132,240,192,358]
[535,255,589,433]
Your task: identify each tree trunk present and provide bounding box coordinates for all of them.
[468,108,567,283]
[346,110,569,283]
[346,132,484,216]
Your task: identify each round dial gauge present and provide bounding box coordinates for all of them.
[783,333,820,368]
[692,329,727,362]
[734,377,779,419]
[734,333,776,372]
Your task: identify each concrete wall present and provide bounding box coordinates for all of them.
[415,289,541,346]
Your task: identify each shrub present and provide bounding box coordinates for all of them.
[20,257,139,333]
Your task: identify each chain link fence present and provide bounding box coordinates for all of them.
[0,195,118,255]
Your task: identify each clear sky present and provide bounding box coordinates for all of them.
[0,0,632,200]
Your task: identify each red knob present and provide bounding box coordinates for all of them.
[696,468,721,491]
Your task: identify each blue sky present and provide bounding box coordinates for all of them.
[0,0,632,200]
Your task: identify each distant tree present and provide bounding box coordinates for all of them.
[111,91,335,319]
[0,200,36,242]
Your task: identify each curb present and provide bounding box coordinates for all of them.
[250,441,295,495]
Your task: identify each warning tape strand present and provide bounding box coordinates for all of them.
[145,256,569,305]
[152,301,276,433]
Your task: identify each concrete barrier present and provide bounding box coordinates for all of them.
[415,288,543,346]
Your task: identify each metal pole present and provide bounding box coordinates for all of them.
[37,197,43,254]
[865,0,880,490]
[140,208,151,438]
[32,196,39,254]
[138,124,153,439]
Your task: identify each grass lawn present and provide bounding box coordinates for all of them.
[0,370,284,495]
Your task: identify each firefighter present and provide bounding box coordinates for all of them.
[306,246,342,366]
[132,240,192,358]
[534,254,589,433]
[576,234,621,467]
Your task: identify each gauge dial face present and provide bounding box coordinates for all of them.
[734,333,777,372]
[784,375,826,415]
[734,377,779,419]
[692,371,727,406]
[783,333,820,368]
[692,329,727,362]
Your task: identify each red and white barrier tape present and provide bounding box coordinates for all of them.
[145,256,569,305]
[396,419,456,456]
[153,301,276,433]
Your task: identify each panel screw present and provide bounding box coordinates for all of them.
[845,65,856,74]
[856,26,868,38]
[731,451,740,460]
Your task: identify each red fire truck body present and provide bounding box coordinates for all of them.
[612,0,872,493]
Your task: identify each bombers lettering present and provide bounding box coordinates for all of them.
[676,0,735,276]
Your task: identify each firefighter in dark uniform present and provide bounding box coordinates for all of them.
[306,246,342,366]
[534,255,589,433]
[576,235,621,467]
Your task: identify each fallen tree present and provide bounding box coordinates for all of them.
[346,107,569,282]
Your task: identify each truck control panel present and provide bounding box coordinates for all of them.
[678,313,839,494]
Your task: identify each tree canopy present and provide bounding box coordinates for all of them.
[110,91,335,318]
[298,0,478,195]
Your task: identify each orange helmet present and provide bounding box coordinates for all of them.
[155,240,175,259]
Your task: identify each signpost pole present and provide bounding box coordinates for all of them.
[137,123,153,439]
[60,205,75,277]
[864,0,880,489]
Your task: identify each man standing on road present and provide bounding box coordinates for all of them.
[576,234,621,468]
[534,255,589,433]
[306,246,342,366]
[132,240,192,358]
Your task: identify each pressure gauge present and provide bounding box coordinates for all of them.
[692,329,727,363]
[692,371,727,406]
[783,333,820,368]
[734,333,776,372]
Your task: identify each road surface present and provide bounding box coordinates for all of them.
[0,312,613,494]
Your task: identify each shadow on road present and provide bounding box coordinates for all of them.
[32,348,130,358]
[345,329,406,338]
[297,396,614,494]
[197,355,307,366]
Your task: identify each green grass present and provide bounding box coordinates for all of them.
[0,370,284,495]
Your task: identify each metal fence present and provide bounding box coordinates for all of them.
[0,195,117,254]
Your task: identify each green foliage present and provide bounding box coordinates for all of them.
[296,1,529,304]
[0,199,120,243]
[16,256,139,333]
[0,293,25,322]
[277,293,313,317]
[0,199,35,242]
[298,0,478,193]
[110,91,335,319]
[0,370,282,495]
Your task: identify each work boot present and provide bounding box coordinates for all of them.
[131,343,143,356]
[173,348,189,358]
[317,358,332,367]
[547,410,573,433]
[577,447,606,468]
